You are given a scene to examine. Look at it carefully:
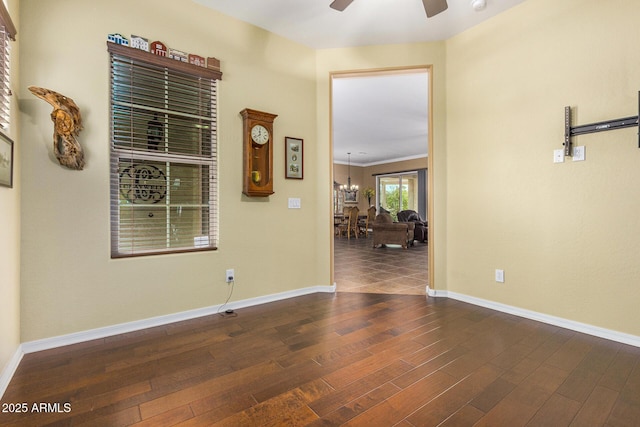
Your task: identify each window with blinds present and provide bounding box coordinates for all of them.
[0,2,16,130]
[108,43,221,257]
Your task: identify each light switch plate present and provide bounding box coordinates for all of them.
[553,149,565,163]
[288,198,301,209]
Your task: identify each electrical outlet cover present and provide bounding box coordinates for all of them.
[572,146,585,162]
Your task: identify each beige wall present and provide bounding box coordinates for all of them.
[19,0,319,341]
[0,0,20,382]
[317,45,447,290]
[446,0,640,336]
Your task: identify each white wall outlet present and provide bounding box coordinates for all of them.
[226,269,235,283]
[553,149,565,163]
[288,197,301,209]
[495,269,505,283]
[572,145,585,162]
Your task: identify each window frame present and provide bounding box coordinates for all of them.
[0,1,16,132]
[108,42,222,258]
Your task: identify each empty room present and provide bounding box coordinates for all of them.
[1,0,639,425]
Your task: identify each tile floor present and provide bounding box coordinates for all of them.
[334,233,428,295]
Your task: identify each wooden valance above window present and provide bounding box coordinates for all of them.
[0,2,16,41]
[106,42,222,81]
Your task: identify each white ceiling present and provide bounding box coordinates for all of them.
[332,72,429,166]
[193,0,528,165]
[193,0,527,49]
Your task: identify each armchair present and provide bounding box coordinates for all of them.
[397,210,428,243]
[372,213,415,249]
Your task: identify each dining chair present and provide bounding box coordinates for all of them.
[358,206,376,237]
[338,206,359,239]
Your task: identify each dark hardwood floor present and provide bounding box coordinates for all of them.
[2,292,639,426]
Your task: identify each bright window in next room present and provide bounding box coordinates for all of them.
[108,43,221,258]
[377,172,420,220]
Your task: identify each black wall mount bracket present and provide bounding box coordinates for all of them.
[564,92,640,156]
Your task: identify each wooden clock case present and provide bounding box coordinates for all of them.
[240,108,277,197]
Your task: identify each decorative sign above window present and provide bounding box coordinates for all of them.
[107,33,221,72]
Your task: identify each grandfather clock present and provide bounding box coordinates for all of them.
[240,108,277,197]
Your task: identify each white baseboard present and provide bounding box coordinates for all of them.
[0,345,24,400]
[427,286,640,348]
[21,284,336,355]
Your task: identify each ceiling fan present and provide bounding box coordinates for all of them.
[329,0,448,18]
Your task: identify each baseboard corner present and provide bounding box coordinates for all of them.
[426,286,447,298]
[0,345,24,400]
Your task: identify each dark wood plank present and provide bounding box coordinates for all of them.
[606,356,640,426]
[525,393,581,426]
[474,363,571,426]
[439,404,486,426]
[407,364,503,426]
[322,339,424,389]
[207,388,319,427]
[570,385,619,426]
[598,345,640,391]
[545,334,593,372]
[307,382,401,426]
[132,405,194,427]
[308,359,412,417]
[470,377,517,413]
[392,345,468,389]
[138,360,283,419]
[341,370,458,426]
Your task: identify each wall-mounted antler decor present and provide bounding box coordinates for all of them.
[28,86,85,170]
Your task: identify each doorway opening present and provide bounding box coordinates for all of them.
[330,66,433,295]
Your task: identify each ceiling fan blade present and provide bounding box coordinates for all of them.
[422,0,448,18]
[330,0,354,12]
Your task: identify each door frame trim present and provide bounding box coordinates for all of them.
[329,65,434,290]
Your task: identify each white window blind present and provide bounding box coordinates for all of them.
[0,2,16,130]
[108,43,221,257]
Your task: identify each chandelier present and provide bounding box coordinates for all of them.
[340,152,358,195]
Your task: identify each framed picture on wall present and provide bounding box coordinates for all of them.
[285,136,303,179]
[344,189,358,203]
[0,133,13,188]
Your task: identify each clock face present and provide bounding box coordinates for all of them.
[251,124,270,145]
